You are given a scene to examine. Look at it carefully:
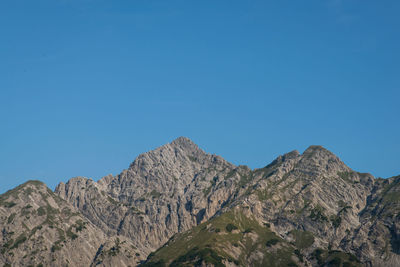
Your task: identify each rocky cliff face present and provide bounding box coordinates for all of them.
[0,180,140,266]
[344,176,400,266]
[55,137,244,258]
[234,146,375,248]
[1,137,399,266]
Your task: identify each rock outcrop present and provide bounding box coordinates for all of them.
[0,180,140,266]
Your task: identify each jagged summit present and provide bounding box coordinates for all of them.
[168,136,206,158]
[127,136,206,170]
[0,180,51,206]
[302,145,337,158]
[170,136,197,147]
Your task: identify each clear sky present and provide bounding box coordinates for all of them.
[1,0,399,193]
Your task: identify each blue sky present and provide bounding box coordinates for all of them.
[0,0,399,193]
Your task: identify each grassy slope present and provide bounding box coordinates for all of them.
[142,208,301,267]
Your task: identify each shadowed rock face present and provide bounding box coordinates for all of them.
[2,137,400,266]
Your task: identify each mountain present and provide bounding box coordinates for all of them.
[141,144,396,266]
[0,180,139,266]
[1,137,399,266]
[54,137,239,258]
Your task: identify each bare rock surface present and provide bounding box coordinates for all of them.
[0,180,139,266]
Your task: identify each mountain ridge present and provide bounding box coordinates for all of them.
[1,137,399,266]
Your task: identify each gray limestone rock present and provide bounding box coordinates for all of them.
[0,180,139,267]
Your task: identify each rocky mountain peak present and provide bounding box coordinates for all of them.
[127,136,206,171]
[302,145,335,157]
[296,145,350,175]
[1,180,48,202]
[170,136,199,150]
[118,137,234,198]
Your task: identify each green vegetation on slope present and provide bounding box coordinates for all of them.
[289,230,314,249]
[141,209,301,267]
